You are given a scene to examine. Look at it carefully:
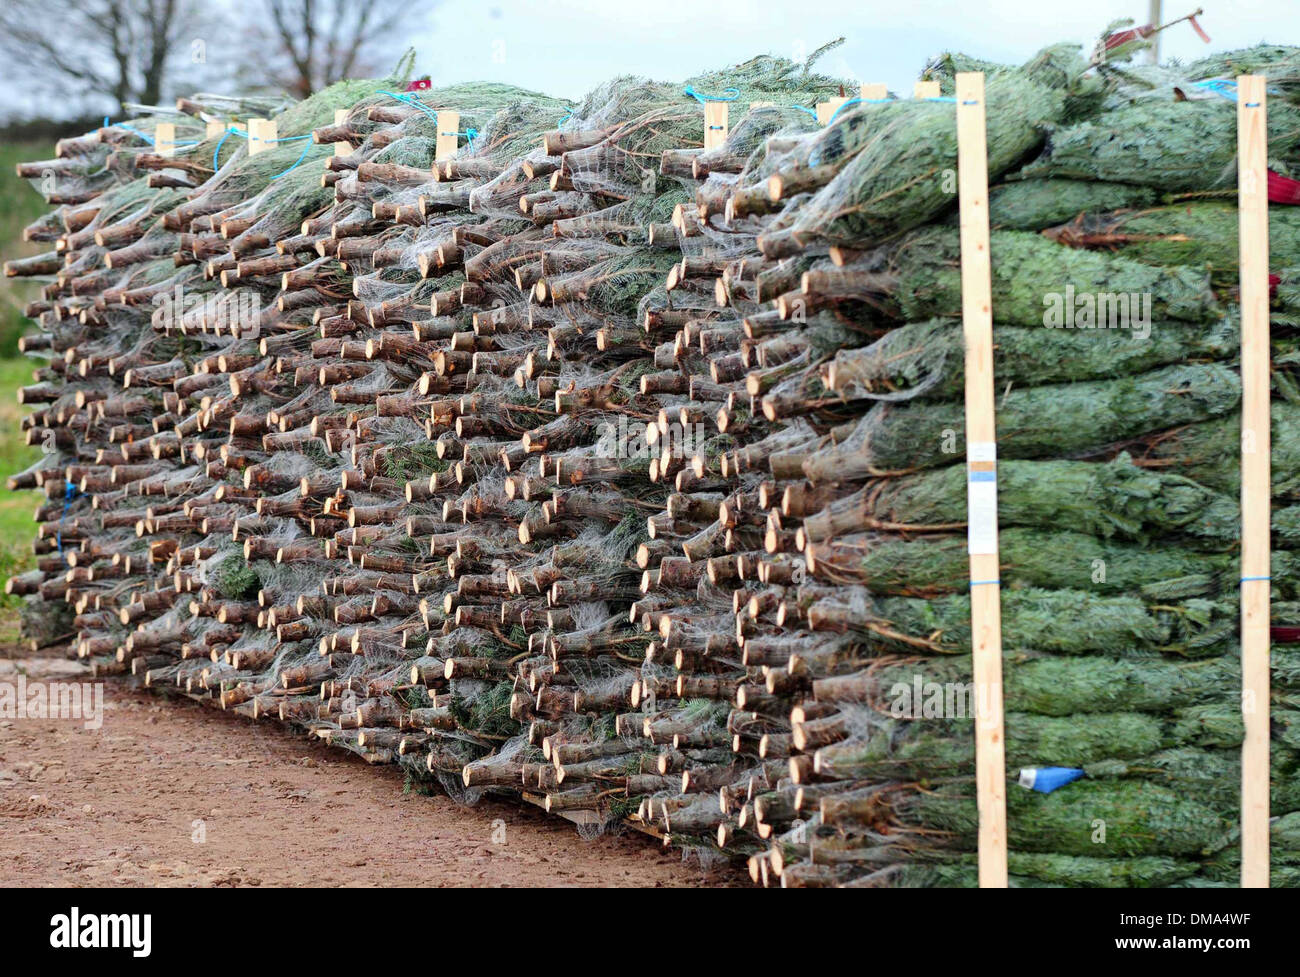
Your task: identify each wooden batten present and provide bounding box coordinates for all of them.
[436,110,460,162]
[333,108,350,157]
[703,102,728,151]
[1237,72,1271,889]
[955,71,1007,888]
[815,97,850,126]
[155,123,176,159]
[248,118,276,155]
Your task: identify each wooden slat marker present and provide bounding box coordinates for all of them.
[1237,73,1271,889]
[703,102,728,151]
[248,118,275,156]
[955,71,1008,888]
[861,82,888,101]
[816,96,850,125]
[205,119,225,140]
[914,80,941,99]
[154,122,176,158]
[436,110,460,162]
[333,108,351,157]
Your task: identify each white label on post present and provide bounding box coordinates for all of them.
[967,440,998,555]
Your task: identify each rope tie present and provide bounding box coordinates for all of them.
[683,85,740,104]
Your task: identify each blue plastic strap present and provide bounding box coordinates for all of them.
[1241,575,1272,583]
[377,89,439,122]
[824,98,860,126]
[969,579,1001,587]
[268,136,316,179]
[57,480,78,564]
[102,117,155,145]
[683,85,740,104]
[1194,79,1239,101]
[1019,767,1085,794]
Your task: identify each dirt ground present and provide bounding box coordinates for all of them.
[0,650,740,887]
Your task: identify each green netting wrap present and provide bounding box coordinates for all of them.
[988,178,1160,230]
[785,72,1066,247]
[891,780,1235,857]
[1018,97,1300,190]
[826,316,1237,401]
[871,588,1234,657]
[866,454,1240,543]
[808,362,1240,479]
[810,527,1294,600]
[1044,201,1300,284]
[883,227,1221,325]
[827,653,1239,716]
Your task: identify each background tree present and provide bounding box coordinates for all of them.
[242,0,423,97]
[0,0,204,112]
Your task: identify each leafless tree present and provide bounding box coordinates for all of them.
[0,0,203,111]
[244,0,421,97]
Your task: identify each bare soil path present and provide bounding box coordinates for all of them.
[0,651,739,888]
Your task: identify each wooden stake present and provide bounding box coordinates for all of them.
[155,122,176,158]
[436,111,460,162]
[248,118,276,156]
[333,108,350,157]
[703,102,728,151]
[861,82,888,101]
[1237,72,1271,889]
[816,97,850,126]
[914,80,941,99]
[955,72,1007,888]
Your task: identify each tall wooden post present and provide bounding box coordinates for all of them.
[955,71,1008,888]
[1237,73,1271,889]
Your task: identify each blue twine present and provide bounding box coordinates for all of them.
[925,96,958,103]
[57,480,79,565]
[212,125,244,171]
[1191,79,1279,102]
[969,579,1001,587]
[267,134,316,178]
[1194,79,1239,101]
[792,104,820,120]
[558,107,574,126]
[825,97,861,126]
[1241,575,1272,583]
[683,85,740,104]
[377,89,439,122]
[102,117,154,145]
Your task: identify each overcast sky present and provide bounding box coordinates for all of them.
[411,0,1292,100]
[0,0,1294,120]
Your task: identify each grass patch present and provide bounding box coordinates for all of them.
[0,139,54,357]
[0,358,44,606]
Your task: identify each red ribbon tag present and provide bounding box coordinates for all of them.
[1269,169,1300,205]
